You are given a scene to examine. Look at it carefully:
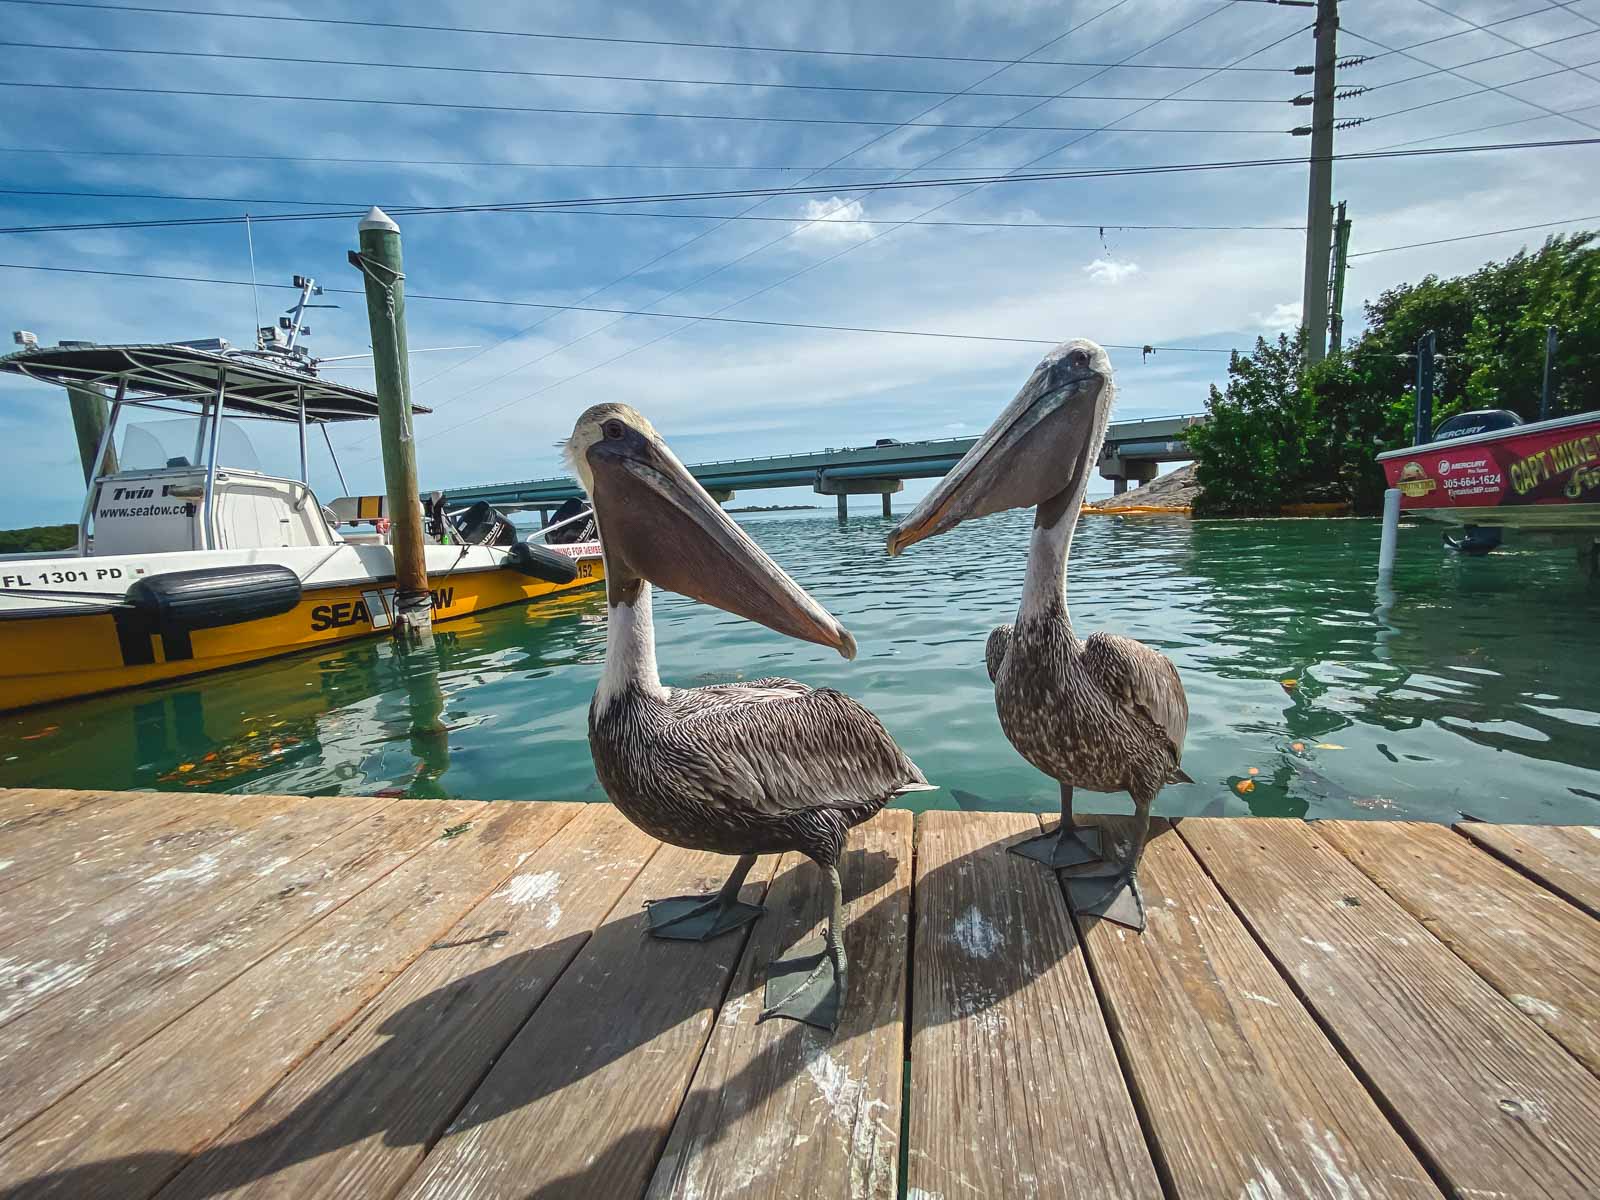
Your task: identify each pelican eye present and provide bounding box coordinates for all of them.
[602,419,626,440]
[1067,349,1090,370]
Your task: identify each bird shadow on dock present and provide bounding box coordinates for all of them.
[0,827,1165,1200]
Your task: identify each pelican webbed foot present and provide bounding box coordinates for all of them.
[1064,865,1147,931]
[1008,823,1104,870]
[762,934,846,1031]
[646,894,765,941]
[646,852,764,941]
[761,861,848,1031]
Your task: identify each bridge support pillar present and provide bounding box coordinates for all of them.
[814,474,903,522]
[882,493,892,518]
[1099,454,1158,498]
[707,488,734,503]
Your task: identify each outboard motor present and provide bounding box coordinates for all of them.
[449,500,518,547]
[543,496,597,544]
[1433,410,1522,555]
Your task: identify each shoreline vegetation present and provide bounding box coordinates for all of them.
[0,523,75,554]
[1184,232,1597,518]
[725,503,819,512]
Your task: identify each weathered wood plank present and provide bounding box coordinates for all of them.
[907,810,1161,1200]
[0,789,191,896]
[0,794,384,1022]
[647,811,911,1200]
[395,842,774,1200]
[0,800,573,1200]
[1071,815,1440,1199]
[0,787,122,835]
[1455,821,1600,918]
[1181,817,1600,1200]
[1319,819,1600,1077]
[154,805,658,1200]
[0,797,450,1142]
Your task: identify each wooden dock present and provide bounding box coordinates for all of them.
[1,787,1597,1199]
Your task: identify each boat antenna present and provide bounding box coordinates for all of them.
[245,213,263,348]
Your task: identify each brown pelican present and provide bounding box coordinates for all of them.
[886,340,1188,930]
[566,402,931,1029]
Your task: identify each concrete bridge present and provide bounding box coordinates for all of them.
[448,413,1204,520]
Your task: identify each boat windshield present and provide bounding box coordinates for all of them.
[119,417,263,473]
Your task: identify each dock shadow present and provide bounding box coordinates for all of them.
[0,825,1163,1200]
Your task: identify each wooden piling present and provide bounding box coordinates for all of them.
[352,206,431,640]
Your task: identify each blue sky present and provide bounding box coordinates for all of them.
[1,0,1597,524]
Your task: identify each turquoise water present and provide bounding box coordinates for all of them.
[3,511,1598,824]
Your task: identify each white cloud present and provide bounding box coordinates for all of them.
[1254,301,1303,330]
[1084,259,1141,285]
[794,197,873,244]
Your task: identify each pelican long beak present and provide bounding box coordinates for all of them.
[588,427,856,659]
[887,351,1108,556]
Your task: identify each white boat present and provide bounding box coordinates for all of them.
[0,297,602,712]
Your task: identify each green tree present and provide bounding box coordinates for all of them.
[1186,231,1600,516]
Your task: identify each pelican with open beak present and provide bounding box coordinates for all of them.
[568,402,931,1029]
[887,340,1189,931]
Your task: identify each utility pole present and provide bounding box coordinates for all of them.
[1540,325,1559,419]
[1414,331,1436,446]
[1300,0,1339,364]
[350,207,432,642]
[1327,200,1351,358]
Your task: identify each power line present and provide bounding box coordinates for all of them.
[1364,2,1599,60]
[0,190,1306,230]
[0,138,1593,238]
[0,0,1300,70]
[0,259,1238,353]
[1349,214,1599,257]
[1365,28,1600,92]
[0,38,1294,101]
[0,79,1290,134]
[1364,100,1600,149]
[1364,56,1600,123]
[1406,0,1600,89]
[1342,26,1600,135]
[418,2,1148,402]
[405,2,1259,440]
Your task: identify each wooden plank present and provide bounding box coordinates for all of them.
[1181,818,1600,1200]
[0,797,445,1142]
[1070,816,1439,1199]
[647,811,911,1200]
[0,787,123,835]
[0,800,574,1200]
[1455,822,1600,918]
[0,794,373,1021]
[395,841,774,1200]
[155,805,658,1200]
[0,789,189,896]
[906,810,1161,1200]
[1319,820,1600,1077]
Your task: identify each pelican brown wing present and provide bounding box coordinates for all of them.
[665,683,930,819]
[1082,632,1190,769]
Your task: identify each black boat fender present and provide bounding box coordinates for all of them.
[125,564,303,631]
[114,564,303,665]
[506,541,579,584]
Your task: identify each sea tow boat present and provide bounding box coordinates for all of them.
[0,315,602,712]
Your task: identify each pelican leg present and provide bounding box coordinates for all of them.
[762,862,847,1032]
[646,853,765,941]
[1064,800,1151,932]
[1009,782,1104,870]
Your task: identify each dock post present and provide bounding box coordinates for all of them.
[66,383,117,484]
[351,206,431,642]
[837,493,848,521]
[1378,487,1400,576]
[882,493,892,518]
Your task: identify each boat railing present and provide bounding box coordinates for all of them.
[526,507,596,545]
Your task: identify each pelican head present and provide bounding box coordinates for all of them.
[567,402,857,659]
[886,339,1114,555]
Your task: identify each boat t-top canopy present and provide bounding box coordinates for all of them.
[0,340,430,422]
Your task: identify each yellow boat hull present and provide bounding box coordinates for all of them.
[0,559,603,712]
